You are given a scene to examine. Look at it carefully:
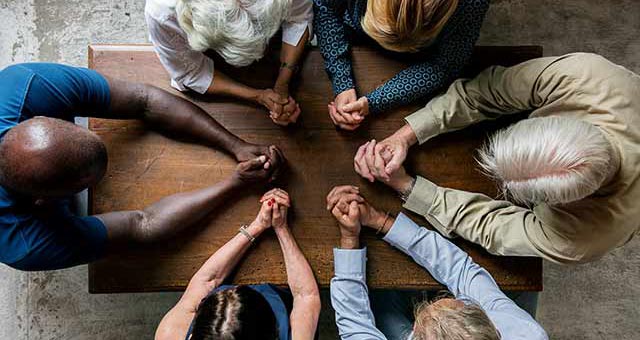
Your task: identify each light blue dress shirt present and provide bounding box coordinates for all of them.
[330,212,548,340]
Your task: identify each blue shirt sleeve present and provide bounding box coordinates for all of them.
[19,63,111,121]
[383,213,548,340]
[330,248,387,340]
[313,0,356,95]
[6,206,108,271]
[365,0,489,114]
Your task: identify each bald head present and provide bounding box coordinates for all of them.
[0,117,107,197]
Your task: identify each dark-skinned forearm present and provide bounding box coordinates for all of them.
[99,177,245,244]
[142,85,246,156]
[138,177,243,241]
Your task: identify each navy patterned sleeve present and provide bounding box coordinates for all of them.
[313,0,356,95]
[365,0,489,114]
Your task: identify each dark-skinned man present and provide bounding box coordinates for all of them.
[0,62,285,271]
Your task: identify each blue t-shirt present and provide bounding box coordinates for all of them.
[0,63,111,271]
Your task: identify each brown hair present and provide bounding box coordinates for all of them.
[413,296,500,340]
[362,0,459,52]
[190,285,277,340]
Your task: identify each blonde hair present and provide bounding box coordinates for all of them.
[413,298,500,340]
[477,116,612,206]
[362,0,459,53]
[176,0,290,67]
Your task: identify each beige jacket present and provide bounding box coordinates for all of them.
[403,53,640,264]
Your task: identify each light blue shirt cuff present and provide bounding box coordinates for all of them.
[383,213,422,249]
[333,248,367,277]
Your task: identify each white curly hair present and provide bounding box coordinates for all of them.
[176,0,291,67]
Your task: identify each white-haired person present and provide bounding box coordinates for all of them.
[325,185,548,340]
[353,53,640,265]
[145,0,313,126]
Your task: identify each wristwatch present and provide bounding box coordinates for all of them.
[399,177,417,202]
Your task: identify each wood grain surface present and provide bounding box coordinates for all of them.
[88,44,543,293]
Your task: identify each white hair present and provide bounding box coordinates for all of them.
[176,0,291,67]
[413,298,500,340]
[477,116,612,206]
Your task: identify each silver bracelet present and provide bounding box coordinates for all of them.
[238,225,255,244]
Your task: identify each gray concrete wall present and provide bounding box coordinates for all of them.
[1,0,639,339]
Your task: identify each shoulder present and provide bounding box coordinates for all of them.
[0,189,31,265]
[447,0,490,26]
[488,310,549,340]
[0,64,34,132]
[458,0,490,12]
[155,302,196,340]
[145,0,178,23]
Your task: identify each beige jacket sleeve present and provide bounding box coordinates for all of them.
[405,56,574,143]
[403,176,576,263]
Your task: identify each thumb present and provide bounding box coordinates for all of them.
[247,155,267,169]
[348,201,359,220]
[272,95,288,105]
[385,155,402,174]
[342,101,360,113]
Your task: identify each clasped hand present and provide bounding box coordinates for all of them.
[328,89,369,130]
[233,144,286,184]
[325,186,387,243]
[258,89,301,126]
[353,137,414,194]
[251,188,291,232]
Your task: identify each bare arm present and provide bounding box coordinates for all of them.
[270,190,321,339]
[155,192,275,340]
[96,156,272,246]
[274,28,310,98]
[101,76,274,162]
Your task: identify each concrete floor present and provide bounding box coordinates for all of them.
[1,0,639,339]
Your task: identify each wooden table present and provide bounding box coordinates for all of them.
[88,44,543,293]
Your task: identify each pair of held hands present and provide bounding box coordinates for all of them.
[353,128,416,194]
[248,188,291,232]
[328,89,370,130]
[260,87,369,129]
[232,143,287,185]
[246,186,387,244]
[257,88,301,127]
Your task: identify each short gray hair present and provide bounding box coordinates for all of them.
[477,116,612,206]
[176,0,291,67]
[413,299,500,340]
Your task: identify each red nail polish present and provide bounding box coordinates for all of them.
[268,201,273,207]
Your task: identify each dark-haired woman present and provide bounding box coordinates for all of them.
[155,189,321,340]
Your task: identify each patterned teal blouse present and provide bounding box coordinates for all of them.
[313,0,489,114]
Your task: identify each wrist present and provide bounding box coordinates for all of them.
[275,74,291,91]
[396,124,418,147]
[390,175,415,196]
[251,89,265,104]
[230,139,249,160]
[246,221,268,238]
[340,236,360,249]
[227,174,248,189]
[365,209,387,230]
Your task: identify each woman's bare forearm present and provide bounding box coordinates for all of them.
[191,222,265,286]
[274,225,318,298]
